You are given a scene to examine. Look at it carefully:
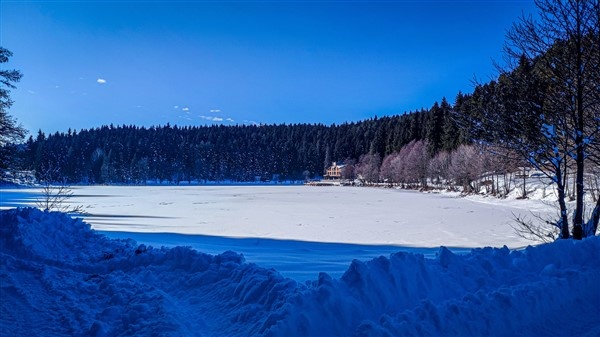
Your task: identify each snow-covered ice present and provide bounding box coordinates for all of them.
[0,185,558,280]
[1,185,555,248]
[1,208,599,336]
[2,185,558,280]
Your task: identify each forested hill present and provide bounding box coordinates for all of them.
[20,96,471,184]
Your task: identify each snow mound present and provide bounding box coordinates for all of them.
[1,208,599,336]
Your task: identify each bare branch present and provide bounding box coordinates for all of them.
[510,211,560,243]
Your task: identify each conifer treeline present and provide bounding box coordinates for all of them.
[20,95,473,184]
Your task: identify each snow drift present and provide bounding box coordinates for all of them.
[1,208,599,336]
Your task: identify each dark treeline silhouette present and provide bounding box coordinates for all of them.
[18,97,471,184]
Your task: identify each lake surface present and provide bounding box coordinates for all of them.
[1,185,549,280]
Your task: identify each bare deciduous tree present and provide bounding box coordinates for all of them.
[403,140,430,188]
[507,0,599,238]
[356,153,381,184]
[448,145,484,193]
[340,158,356,180]
[35,165,86,214]
[510,212,561,243]
[428,151,451,189]
[471,0,600,239]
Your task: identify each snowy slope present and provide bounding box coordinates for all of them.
[1,208,599,336]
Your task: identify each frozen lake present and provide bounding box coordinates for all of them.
[1,185,553,280]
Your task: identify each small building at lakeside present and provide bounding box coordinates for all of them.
[324,162,346,180]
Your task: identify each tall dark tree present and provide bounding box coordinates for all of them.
[0,47,25,179]
[425,101,444,154]
[441,96,461,152]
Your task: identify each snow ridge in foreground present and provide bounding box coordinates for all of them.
[1,208,599,336]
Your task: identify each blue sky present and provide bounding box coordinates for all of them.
[1,0,536,135]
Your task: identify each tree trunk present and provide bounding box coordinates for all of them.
[555,164,570,239]
[572,12,586,240]
[522,167,527,198]
[564,167,569,200]
[573,145,585,239]
[584,197,600,237]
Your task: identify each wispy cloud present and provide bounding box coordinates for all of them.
[28,90,36,95]
[96,78,107,84]
[200,115,224,122]
[173,106,233,124]
[243,120,259,126]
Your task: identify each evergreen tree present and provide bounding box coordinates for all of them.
[440,97,459,152]
[0,48,25,180]
[425,101,444,154]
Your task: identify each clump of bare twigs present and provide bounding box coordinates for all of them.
[510,212,560,244]
[35,182,87,214]
[34,166,87,214]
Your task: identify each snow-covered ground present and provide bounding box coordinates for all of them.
[2,185,556,279]
[2,185,598,336]
[1,207,599,336]
[1,185,554,248]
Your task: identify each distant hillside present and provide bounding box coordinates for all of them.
[18,98,470,184]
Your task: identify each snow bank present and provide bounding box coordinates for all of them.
[1,208,599,336]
